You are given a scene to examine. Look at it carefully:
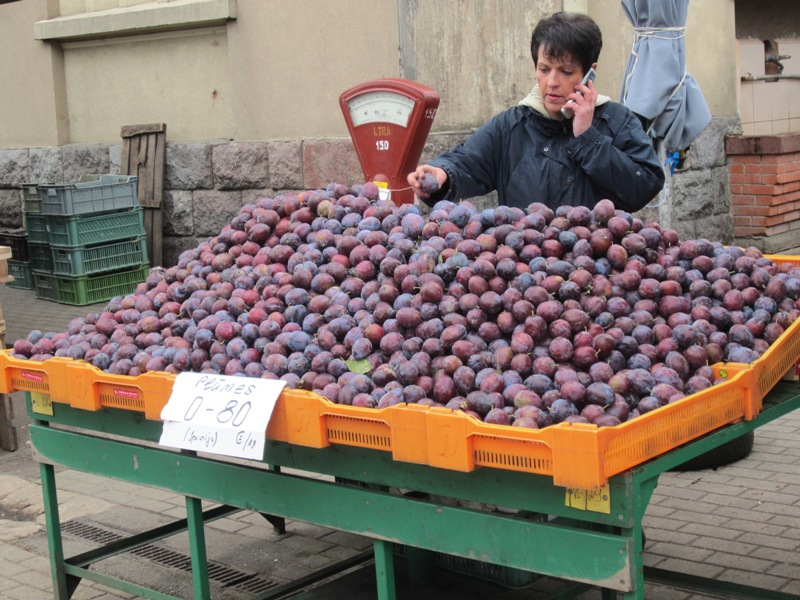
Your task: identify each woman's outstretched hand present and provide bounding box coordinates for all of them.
[408,165,447,199]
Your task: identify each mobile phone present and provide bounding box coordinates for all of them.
[561,68,597,118]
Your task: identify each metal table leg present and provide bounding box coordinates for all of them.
[373,539,396,600]
[40,461,73,599]
[185,495,211,600]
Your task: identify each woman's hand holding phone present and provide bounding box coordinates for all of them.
[563,68,597,136]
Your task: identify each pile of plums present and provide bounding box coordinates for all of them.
[11,183,800,429]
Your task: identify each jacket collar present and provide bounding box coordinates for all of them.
[518,83,610,117]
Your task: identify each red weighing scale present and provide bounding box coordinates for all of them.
[340,78,440,205]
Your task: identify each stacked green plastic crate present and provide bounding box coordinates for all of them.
[1,225,33,289]
[2,184,40,290]
[33,175,149,305]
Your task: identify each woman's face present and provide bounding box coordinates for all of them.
[535,48,585,120]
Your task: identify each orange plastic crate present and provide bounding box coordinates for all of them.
[0,352,175,420]
[419,366,755,489]
[0,349,765,489]
[4,249,800,489]
[747,254,800,414]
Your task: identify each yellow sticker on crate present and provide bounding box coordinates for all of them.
[565,483,611,513]
[30,392,54,416]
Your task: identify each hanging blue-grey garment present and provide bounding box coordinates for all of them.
[619,0,712,153]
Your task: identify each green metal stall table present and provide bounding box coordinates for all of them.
[27,381,800,600]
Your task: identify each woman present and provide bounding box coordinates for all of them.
[408,11,664,213]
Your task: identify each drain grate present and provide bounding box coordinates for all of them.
[61,519,279,595]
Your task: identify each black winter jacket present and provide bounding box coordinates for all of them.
[426,101,664,213]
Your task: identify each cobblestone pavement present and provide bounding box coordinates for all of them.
[0,285,798,599]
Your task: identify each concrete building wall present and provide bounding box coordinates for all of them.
[226,0,401,140]
[1,0,66,148]
[63,27,235,142]
[2,0,737,145]
[1,0,757,264]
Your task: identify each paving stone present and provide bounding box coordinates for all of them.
[752,544,800,565]
[284,519,335,540]
[0,579,20,592]
[0,555,28,577]
[160,506,188,520]
[751,504,800,520]
[767,514,800,529]
[320,529,373,551]
[740,489,799,505]
[128,497,176,515]
[206,516,251,534]
[69,587,109,599]
[737,531,800,550]
[651,557,725,579]
[676,523,742,541]
[133,485,184,503]
[230,523,284,540]
[646,541,713,562]
[649,484,707,501]
[706,495,765,511]
[321,544,364,562]
[677,481,752,500]
[298,550,338,571]
[654,504,729,526]
[10,564,52,591]
[4,585,55,600]
[0,543,39,563]
[722,519,786,536]
[715,466,774,480]
[703,551,777,573]
[778,483,800,496]
[716,569,793,591]
[641,504,675,518]
[639,526,696,547]
[692,535,757,555]
[277,532,334,555]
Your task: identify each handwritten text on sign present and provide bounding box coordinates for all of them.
[159,373,286,460]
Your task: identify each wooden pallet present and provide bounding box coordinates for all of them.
[120,123,166,267]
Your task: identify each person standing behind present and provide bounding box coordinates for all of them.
[408,11,664,213]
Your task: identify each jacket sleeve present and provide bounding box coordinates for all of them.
[565,106,665,213]
[426,112,509,203]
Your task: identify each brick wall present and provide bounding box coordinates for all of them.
[726,133,800,254]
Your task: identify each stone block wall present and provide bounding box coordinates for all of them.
[0,117,742,269]
[726,133,800,254]
[636,116,740,246]
[0,132,469,268]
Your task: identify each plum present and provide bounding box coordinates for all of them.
[11,186,799,432]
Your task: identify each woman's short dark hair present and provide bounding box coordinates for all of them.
[530,12,602,74]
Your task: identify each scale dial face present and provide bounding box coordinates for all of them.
[346,91,415,127]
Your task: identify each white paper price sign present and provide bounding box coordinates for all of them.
[159,373,286,460]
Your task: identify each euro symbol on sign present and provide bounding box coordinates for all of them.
[236,431,244,445]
